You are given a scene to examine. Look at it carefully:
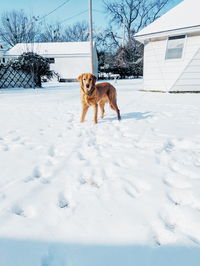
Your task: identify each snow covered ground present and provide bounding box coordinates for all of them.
[0,79,200,266]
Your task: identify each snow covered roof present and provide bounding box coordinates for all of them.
[6,41,92,56]
[135,0,200,41]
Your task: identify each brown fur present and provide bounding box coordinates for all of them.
[77,73,121,124]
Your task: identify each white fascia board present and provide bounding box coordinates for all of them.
[135,25,200,43]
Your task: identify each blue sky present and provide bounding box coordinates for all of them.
[0,0,183,30]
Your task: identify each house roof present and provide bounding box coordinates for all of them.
[6,41,92,56]
[135,0,200,41]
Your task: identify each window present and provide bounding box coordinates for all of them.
[165,35,185,60]
[48,58,55,64]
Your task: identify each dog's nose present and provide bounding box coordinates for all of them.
[86,84,89,88]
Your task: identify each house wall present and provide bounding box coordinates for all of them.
[46,51,98,80]
[171,48,200,91]
[49,55,91,80]
[143,34,200,91]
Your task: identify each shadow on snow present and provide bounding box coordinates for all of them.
[104,111,153,122]
[0,238,200,266]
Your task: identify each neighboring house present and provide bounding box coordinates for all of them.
[135,0,200,92]
[5,42,98,81]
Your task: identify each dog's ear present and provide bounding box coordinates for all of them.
[92,74,97,84]
[77,74,83,82]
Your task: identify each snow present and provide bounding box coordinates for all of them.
[135,0,200,38]
[0,79,200,266]
[6,41,91,56]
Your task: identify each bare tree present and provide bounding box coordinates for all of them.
[0,10,39,47]
[95,26,122,51]
[96,0,169,77]
[39,22,64,42]
[103,0,170,47]
[63,21,89,42]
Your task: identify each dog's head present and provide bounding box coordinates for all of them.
[77,73,97,96]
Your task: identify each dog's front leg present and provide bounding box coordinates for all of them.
[93,104,98,124]
[80,104,89,123]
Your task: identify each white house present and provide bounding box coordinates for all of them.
[5,42,98,81]
[135,0,200,92]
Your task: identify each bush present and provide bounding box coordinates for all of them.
[7,52,55,87]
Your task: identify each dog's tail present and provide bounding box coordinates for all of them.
[107,85,121,120]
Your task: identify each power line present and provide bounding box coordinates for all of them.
[1,0,72,44]
[37,0,71,22]
[60,9,88,24]
[55,8,104,26]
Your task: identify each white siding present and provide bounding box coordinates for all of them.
[171,48,200,91]
[50,56,91,80]
[143,35,200,91]
[50,51,98,80]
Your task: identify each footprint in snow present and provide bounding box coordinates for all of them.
[159,213,176,233]
[167,190,200,211]
[79,176,87,185]
[11,204,25,217]
[163,175,191,189]
[48,145,55,157]
[187,235,200,246]
[122,177,151,198]
[123,183,141,198]
[166,192,180,206]
[0,143,9,151]
[163,139,174,153]
[152,234,162,247]
[24,164,52,184]
[58,193,69,209]
[170,162,200,180]
[24,167,42,182]
[11,136,21,142]
[32,167,42,178]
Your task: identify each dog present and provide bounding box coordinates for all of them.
[77,73,121,124]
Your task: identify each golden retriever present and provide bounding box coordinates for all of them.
[77,73,121,123]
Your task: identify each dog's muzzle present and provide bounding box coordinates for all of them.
[87,92,92,96]
[86,87,95,96]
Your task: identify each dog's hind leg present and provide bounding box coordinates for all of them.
[107,88,121,121]
[99,102,105,119]
[108,98,121,121]
[110,102,121,121]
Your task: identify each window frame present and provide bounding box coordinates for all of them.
[48,58,55,64]
[165,34,186,60]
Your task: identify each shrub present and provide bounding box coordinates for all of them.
[7,52,55,87]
